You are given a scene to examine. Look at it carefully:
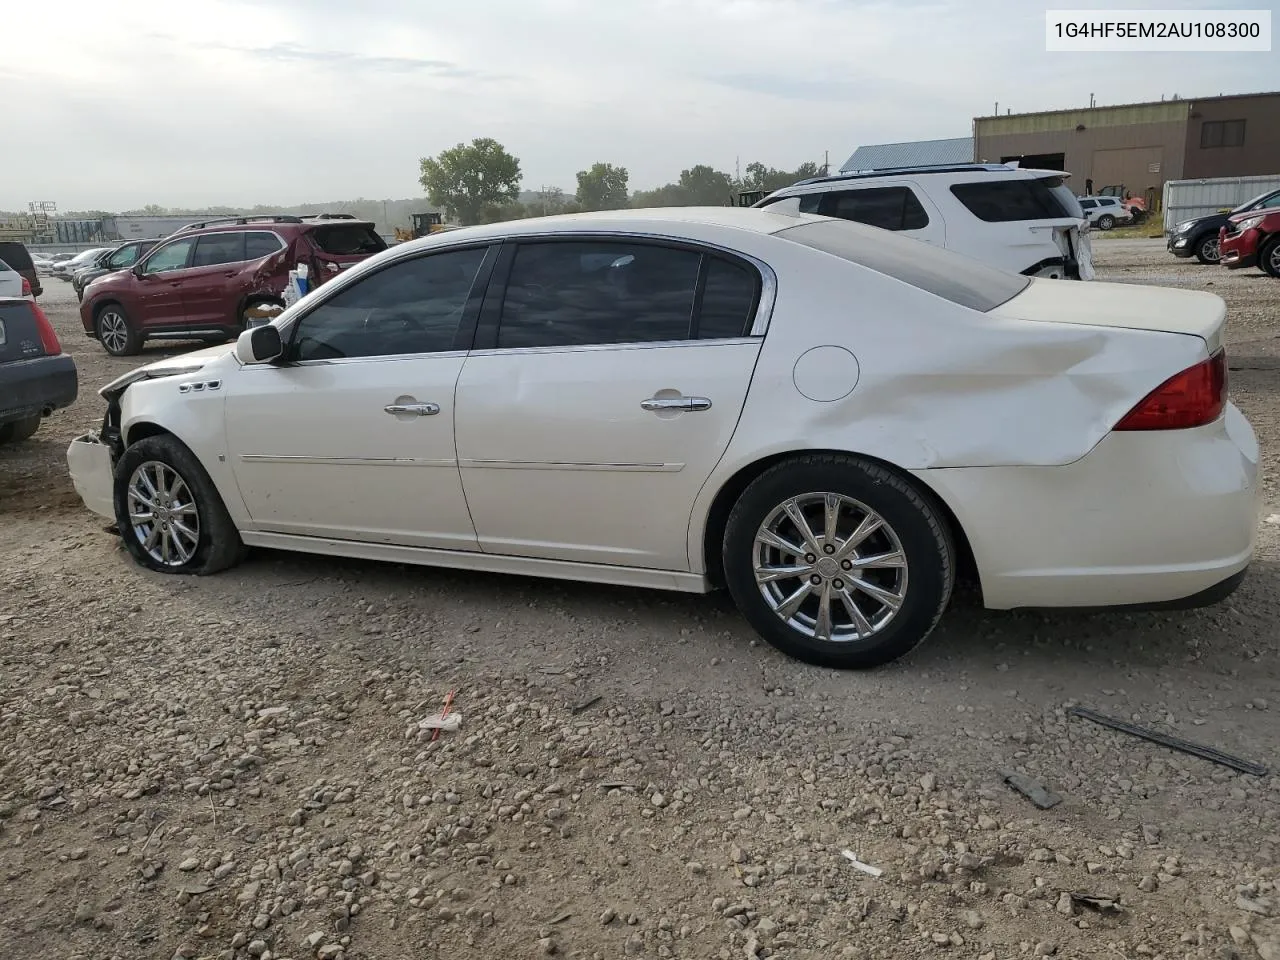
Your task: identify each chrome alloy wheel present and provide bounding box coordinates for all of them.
[1202,237,1221,262]
[753,493,908,642]
[1269,241,1280,274]
[99,309,130,353]
[127,461,200,566]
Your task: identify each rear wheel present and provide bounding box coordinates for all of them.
[1097,214,1115,230]
[96,304,142,356]
[0,416,41,445]
[722,454,955,669]
[1194,234,1221,265]
[1261,236,1280,278]
[113,434,247,575]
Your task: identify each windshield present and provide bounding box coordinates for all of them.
[1233,189,1280,214]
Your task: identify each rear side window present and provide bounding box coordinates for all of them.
[778,218,1030,312]
[817,187,930,231]
[1079,199,1096,209]
[193,232,246,267]
[950,179,1073,221]
[309,224,386,255]
[245,231,285,259]
[696,257,759,338]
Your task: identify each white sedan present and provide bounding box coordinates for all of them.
[65,208,1259,669]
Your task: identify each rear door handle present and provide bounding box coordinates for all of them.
[384,402,440,416]
[641,396,712,412]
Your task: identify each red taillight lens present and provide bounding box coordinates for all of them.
[31,301,62,356]
[1114,349,1226,431]
[21,276,32,296]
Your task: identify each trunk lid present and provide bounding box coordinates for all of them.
[990,278,1225,353]
[0,299,48,363]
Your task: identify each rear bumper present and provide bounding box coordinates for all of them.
[0,353,78,425]
[1220,227,1260,269]
[67,435,116,520]
[917,403,1260,610]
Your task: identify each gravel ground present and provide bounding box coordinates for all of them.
[2,242,1278,960]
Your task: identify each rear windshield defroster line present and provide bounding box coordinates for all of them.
[776,219,1030,312]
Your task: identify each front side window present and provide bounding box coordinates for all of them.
[141,238,196,274]
[107,244,143,268]
[193,232,246,267]
[291,246,489,362]
[496,241,703,349]
[951,179,1073,222]
[818,186,930,231]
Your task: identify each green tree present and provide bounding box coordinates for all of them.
[575,163,630,211]
[677,165,736,205]
[419,138,522,226]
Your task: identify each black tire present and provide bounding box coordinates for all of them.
[1194,233,1222,265]
[0,415,41,445]
[113,434,247,575]
[1097,214,1115,231]
[722,454,955,669]
[1260,235,1280,279]
[96,303,142,356]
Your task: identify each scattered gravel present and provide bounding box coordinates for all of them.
[1,243,1278,959]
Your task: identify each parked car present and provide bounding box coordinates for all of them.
[65,208,1256,669]
[752,163,1094,280]
[0,257,33,298]
[51,247,115,280]
[1077,196,1133,230]
[73,239,159,301]
[0,297,77,444]
[1220,206,1280,277]
[79,214,387,355]
[1168,188,1280,265]
[31,254,56,273]
[0,242,43,297]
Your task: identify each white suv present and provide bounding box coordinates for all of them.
[754,163,1094,280]
[1078,196,1133,231]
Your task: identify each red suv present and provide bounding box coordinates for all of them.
[1220,208,1280,278]
[80,214,387,355]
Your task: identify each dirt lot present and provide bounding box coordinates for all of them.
[2,241,1278,960]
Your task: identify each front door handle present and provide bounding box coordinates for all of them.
[641,396,712,412]
[384,402,440,416]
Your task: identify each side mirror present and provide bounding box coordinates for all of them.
[132,265,148,279]
[235,324,284,365]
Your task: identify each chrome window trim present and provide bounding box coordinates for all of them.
[467,336,759,359]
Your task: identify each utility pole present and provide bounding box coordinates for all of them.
[823,150,829,176]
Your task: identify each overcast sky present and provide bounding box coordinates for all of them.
[5,0,1275,210]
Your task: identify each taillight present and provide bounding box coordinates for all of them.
[31,301,62,355]
[21,276,32,296]
[1114,349,1226,431]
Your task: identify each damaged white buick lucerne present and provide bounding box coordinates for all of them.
[66,207,1259,669]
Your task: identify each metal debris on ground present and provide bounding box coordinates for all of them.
[1070,892,1123,914]
[1068,706,1268,777]
[1000,769,1063,809]
[840,850,883,877]
[570,695,603,715]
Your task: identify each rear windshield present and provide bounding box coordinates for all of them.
[951,178,1077,222]
[308,224,386,256]
[777,218,1030,312]
[0,258,13,272]
[0,243,34,272]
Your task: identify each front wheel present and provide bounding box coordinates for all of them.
[96,304,142,356]
[1097,214,1115,230]
[722,454,955,669]
[1194,234,1221,265]
[113,434,247,575]
[1260,235,1280,278]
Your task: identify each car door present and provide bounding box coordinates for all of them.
[1079,199,1097,223]
[133,237,198,325]
[181,231,248,327]
[454,236,765,571]
[800,183,944,246]
[223,243,497,549]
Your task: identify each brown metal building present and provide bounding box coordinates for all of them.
[973,91,1280,210]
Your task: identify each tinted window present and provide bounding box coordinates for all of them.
[950,179,1072,221]
[291,247,488,361]
[1201,119,1246,148]
[0,243,34,272]
[1260,194,1280,210]
[818,187,929,231]
[309,224,386,255]
[245,231,285,259]
[497,241,700,349]
[797,194,822,214]
[141,238,196,274]
[778,218,1030,312]
[193,232,246,267]
[1079,199,1096,209]
[0,258,13,273]
[697,257,759,339]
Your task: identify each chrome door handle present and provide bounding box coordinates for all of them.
[383,402,440,416]
[641,396,712,412]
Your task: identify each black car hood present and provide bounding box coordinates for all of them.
[1178,212,1230,232]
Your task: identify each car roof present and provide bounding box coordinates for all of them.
[395,207,814,250]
